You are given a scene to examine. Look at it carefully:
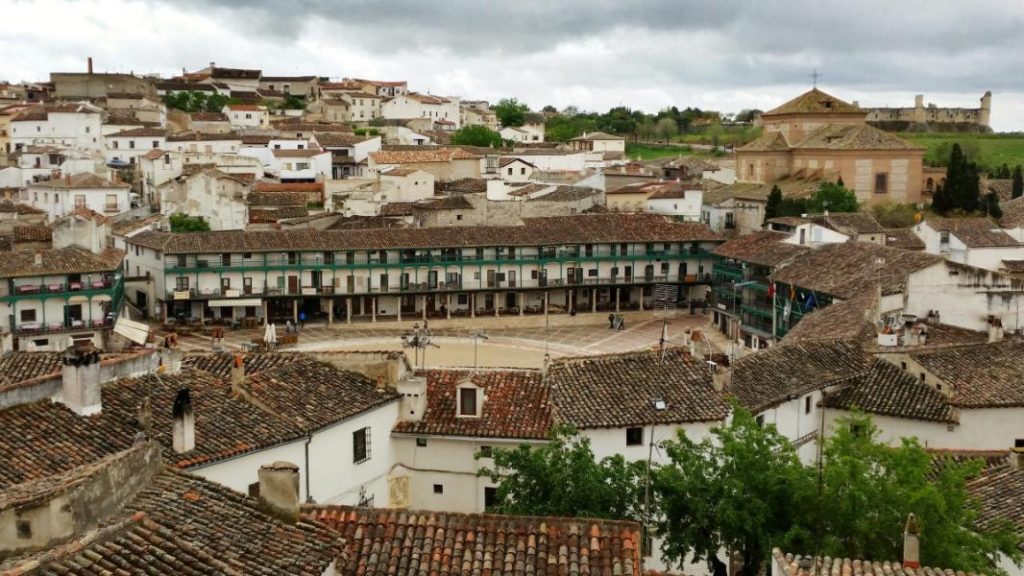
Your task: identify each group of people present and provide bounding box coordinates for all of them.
[608,313,627,331]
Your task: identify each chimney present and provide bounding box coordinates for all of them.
[797,556,814,576]
[903,513,920,569]
[172,387,195,453]
[33,251,43,266]
[87,57,93,75]
[61,345,102,416]
[160,348,182,374]
[988,316,1004,342]
[396,376,427,422]
[230,353,245,392]
[710,362,730,392]
[1011,444,1024,471]
[257,461,300,522]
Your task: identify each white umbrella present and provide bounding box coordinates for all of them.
[269,323,278,345]
[263,322,273,345]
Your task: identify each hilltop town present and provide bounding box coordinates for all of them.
[0,60,1022,576]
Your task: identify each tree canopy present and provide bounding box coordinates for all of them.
[162,91,231,113]
[449,125,502,148]
[494,98,529,127]
[1013,165,1023,199]
[169,213,211,233]
[764,184,783,223]
[806,181,859,213]
[478,426,646,521]
[932,143,981,214]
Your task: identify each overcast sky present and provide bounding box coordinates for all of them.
[4,0,1023,130]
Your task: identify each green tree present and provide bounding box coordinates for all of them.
[169,213,211,233]
[655,407,812,576]
[870,203,921,228]
[734,109,762,123]
[806,181,859,213]
[637,118,657,142]
[478,426,645,521]
[764,184,783,223]
[205,93,230,112]
[450,125,502,148]
[655,117,679,142]
[984,192,1003,219]
[938,143,981,214]
[494,98,529,127]
[818,415,1021,573]
[1012,165,1023,199]
[282,95,306,110]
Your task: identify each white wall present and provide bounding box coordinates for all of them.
[823,406,1024,451]
[647,190,703,221]
[308,402,399,505]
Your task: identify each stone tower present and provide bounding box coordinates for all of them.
[979,91,992,128]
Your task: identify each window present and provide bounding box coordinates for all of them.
[112,140,119,149]
[920,372,926,383]
[459,387,479,416]
[416,437,428,447]
[176,277,189,291]
[626,427,643,446]
[433,484,444,494]
[152,140,159,149]
[484,487,499,509]
[245,113,252,119]
[177,255,187,267]
[900,361,907,370]
[353,427,370,463]
[16,519,31,540]
[456,214,463,221]
[479,445,493,458]
[520,167,526,175]
[507,168,513,175]
[105,194,118,212]
[755,415,765,427]
[874,173,888,194]
[221,253,231,266]
[20,309,37,323]
[296,162,310,170]
[804,395,812,414]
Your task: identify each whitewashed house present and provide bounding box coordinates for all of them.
[498,158,535,182]
[104,128,167,166]
[22,173,131,221]
[9,103,104,154]
[378,167,435,203]
[912,217,1022,272]
[382,93,461,128]
[223,104,269,130]
[646,185,704,221]
[159,168,251,230]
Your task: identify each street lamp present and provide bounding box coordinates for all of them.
[470,332,488,373]
[643,397,667,558]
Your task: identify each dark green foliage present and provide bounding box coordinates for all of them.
[282,95,306,110]
[993,164,1011,179]
[655,407,812,576]
[494,98,529,127]
[934,143,981,214]
[779,197,808,217]
[984,192,1003,219]
[478,426,645,521]
[806,181,859,213]
[162,91,232,113]
[764,185,783,223]
[450,125,502,148]
[1013,165,1023,199]
[169,213,211,232]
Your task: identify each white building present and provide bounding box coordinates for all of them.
[22,173,131,221]
[378,167,435,203]
[223,104,269,129]
[104,128,167,166]
[382,93,461,128]
[498,158,535,182]
[912,217,1022,272]
[568,131,627,154]
[646,185,704,221]
[158,168,251,230]
[9,103,104,154]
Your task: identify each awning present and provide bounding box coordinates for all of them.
[208,298,263,308]
[67,295,89,304]
[92,294,112,303]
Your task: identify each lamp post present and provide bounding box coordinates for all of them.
[642,397,667,558]
[470,332,488,373]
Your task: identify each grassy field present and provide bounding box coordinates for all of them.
[625,143,696,160]
[901,133,1024,171]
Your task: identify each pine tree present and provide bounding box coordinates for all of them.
[984,192,1003,219]
[937,143,980,214]
[764,185,783,223]
[1013,165,1023,199]
[836,176,845,187]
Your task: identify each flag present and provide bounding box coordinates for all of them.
[767,283,776,298]
[804,291,818,312]
[789,285,796,300]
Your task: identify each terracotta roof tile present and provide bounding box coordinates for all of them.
[713,230,810,267]
[922,217,1020,248]
[371,147,481,164]
[549,348,728,428]
[0,246,123,278]
[309,505,642,576]
[763,88,863,116]
[884,228,926,251]
[772,549,981,576]
[394,369,551,439]
[824,358,959,423]
[28,172,129,189]
[795,124,922,151]
[909,340,1024,408]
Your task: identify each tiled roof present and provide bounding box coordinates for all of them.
[261,75,317,82]
[101,367,308,469]
[813,212,886,235]
[884,228,926,251]
[243,358,399,431]
[111,213,165,236]
[824,358,958,423]
[106,127,167,138]
[923,217,1020,248]
[772,241,942,298]
[728,340,871,413]
[314,132,373,147]
[3,467,340,574]
[254,181,324,194]
[548,349,728,428]
[189,111,228,122]
[569,131,625,141]
[124,229,173,250]
[393,370,551,440]
[273,148,328,158]
[13,224,52,243]
[371,148,481,164]
[529,186,600,202]
[772,549,980,576]
[134,213,723,254]
[1000,196,1024,228]
[736,131,791,152]
[794,124,922,151]
[28,172,130,189]
[182,351,296,379]
[166,131,242,142]
[985,178,1014,202]
[968,458,1024,547]
[210,66,262,79]
[0,246,123,279]
[763,88,863,116]
[1002,260,1024,274]
[436,178,488,194]
[713,230,810,267]
[0,352,62,390]
[308,505,642,576]
[782,294,876,344]
[909,340,1024,408]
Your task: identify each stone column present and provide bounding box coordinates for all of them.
[346,297,352,324]
[446,294,452,319]
[422,295,427,320]
[495,295,500,317]
[638,288,643,311]
[615,288,620,312]
[371,297,377,323]
[519,292,524,316]
[591,290,597,313]
[327,299,333,325]
[470,294,475,318]
[292,300,298,323]
[544,291,549,316]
